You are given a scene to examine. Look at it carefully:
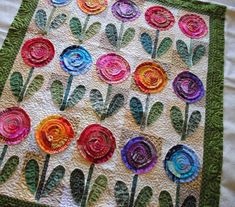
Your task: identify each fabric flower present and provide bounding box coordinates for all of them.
[35,115,75,154]
[50,0,72,7]
[164,145,200,183]
[0,107,30,145]
[173,71,205,103]
[77,0,108,15]
[21,37,55,68]
[134,62,168,94]
[145,6,175,31]
[60,45,93,76]
[77,124,116,164]
[121,137,157,174]
[96,53,131,84]
[112,0,141,22]
[178,14,208,39]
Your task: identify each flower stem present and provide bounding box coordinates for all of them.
[0,145,8,167]
[35,154,50,201]
[117,21,125,51]
[18,67,34,102]
[80,14,91,42]
[151,29,160,59]
[80,163,95,207]
[140,93,151,131]
[101,84,112,120]
[129,174,138,207]
[44,6,56,34]
[189,38,194,67]
[60,75,73,111]
[181,102,189,141]
[175,183,180,207]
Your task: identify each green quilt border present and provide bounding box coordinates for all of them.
[0,0,226,207]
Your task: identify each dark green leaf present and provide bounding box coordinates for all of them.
[87,175,108,206]
[157,37,173,57]
[50,80,64,106]
[192,45,206,65]
[10,72,23,98]
[176,40,190,66]
[42,165,65,197]
[159,191,173,207]
[187,111,202,136]
[50,13,67,29]
[105,23,118,47]
[147,102,164,126]
[0,156,19,185]
[84,22,101,41]
[70,169,85,204]
[25,159,39,194]
[114,181,129,207]
[182,195,196,207]
[170,106,184,134]
[121,27,135,48]
[140,32,153,55]
[70,17,82,40]
[90,89,105,116]
[106,94,124,117]
[134,186,153,207]
[35,9,47,31]
[25,75,44,98]
[67,85,86,108]
[130,97,143,125]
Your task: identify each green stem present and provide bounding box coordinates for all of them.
[175,183,180,207]
[189,38,194,67]
[129,174,138,207]
[151,29,160,59]
[0,145,8,167]
[80,14,91,42]
[101,84,112,120]
[44,6,56,34]
[181,102,189,140]
[60,75,73,111]
[80,163,95,207]
[140,93,151,131]
[35,154,50,201]
[18,67,34,102]
[117,21,124,51]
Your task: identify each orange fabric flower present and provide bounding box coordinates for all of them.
[77,0,108,15]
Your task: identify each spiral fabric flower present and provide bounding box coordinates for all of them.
[164,145,200,183]
[173,71,205,103]
[77,124,116,164]
[35,115,75,154]
[77,0,108,15]
[0,107,30,145]
[178,14,208,39]
[50,0,72,7]
[21,37,55,68]
[121,137,157,174]
[60,45,93,76]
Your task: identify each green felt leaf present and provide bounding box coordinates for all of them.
[121,27,135,48]
[10,72,23,98]
[90,89,105,116]
[87,175,108,206]
[35,9,47,31]
[130,97,143,125]
[192,45,206,65]
[67,85,86,108]
[105,23,118,47]
[50,80,64,106]
[147,102,164,126]
[157,37,173,57]
[70,17,82,40]
[159,191,173,207]
[114,181,129,207]
[25,75,44,99]
[182,196,196,207]
[84,22,101,41]
[106,94,124,117]
[70,169,85,204]
[50,13,67,29]
[25,159,39,194]
[0,156,19,185]
[134,186,153,207]
[170,106,184,134]
[176,40,190,66]
[41,165,65,197]
[187,111,202,136]
[140,32,153,55]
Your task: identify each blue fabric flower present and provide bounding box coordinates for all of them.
[50,0,72,7]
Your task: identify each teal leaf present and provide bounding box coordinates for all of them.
[176,40,190,66]
[159,191,173,207]
[187,111,202,136]
[0,156,19,185]
[192,45,206,65]
[157,37,173,57]
[90,89,105,116]
[147,102,164,126]
[106,94,124,117]
[67,85,86,108]
[70,17,82,40]
[42,165,65,197]
[10,72,23,98]
[70,169,85,204]
[87,175,108,206]
[130,97,143,125]
[114,181,129,207]
[121,27,135,48]
[25,159,39,194]
[182,196,196,207]
[84,22,101,41]
[170,106,184,134]
[50,13,67,29]
[134,186,153,207]
[35,9,47,31]
[140,32,153,55]
[50,80,64,106]
[25,75,44,99]
[105,23,118,47]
